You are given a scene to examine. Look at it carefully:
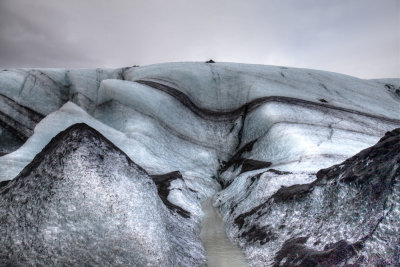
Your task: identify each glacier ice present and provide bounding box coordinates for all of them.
[0,63,399,266]
[217,128,400,266]
[0,124,206,266]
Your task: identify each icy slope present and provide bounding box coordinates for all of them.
[1,63,398,171]
[0,101,222,191]
[124,63,399,118]
[0,62,399,266]
[0,123,206,266]
[216,128,400,266]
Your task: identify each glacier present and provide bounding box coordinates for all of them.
[0,62,399,266]
[0,124,206,266]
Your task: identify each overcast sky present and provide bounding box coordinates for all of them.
[0,0,399,78]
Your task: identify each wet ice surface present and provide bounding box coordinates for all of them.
[0,63,399,266]
[200,198,248,267]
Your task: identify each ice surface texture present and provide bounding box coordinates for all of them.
[0,63,399,266]
[0,124,206,266]
[217,128,400,266]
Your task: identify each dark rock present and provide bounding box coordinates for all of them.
[151,171,191,218]
[272,183,314,202]
[219,139,258,174]
[234,200,266,230]
[240,159,272,174]
[240,224,276,245]
[273,237,362,267]
[0,180,10,188]
[267,169,292,175]
[385,84,400,98]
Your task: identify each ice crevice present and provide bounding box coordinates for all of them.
[0,63,399,266]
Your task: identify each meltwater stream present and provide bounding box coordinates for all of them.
[200,199,249,267]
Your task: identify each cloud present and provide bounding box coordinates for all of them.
[0,0,398,78]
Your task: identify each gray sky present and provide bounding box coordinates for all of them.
[0,0,399,78]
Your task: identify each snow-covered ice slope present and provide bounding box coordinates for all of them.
[0,62,399,266]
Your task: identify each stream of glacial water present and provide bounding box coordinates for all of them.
[199,199,249,267]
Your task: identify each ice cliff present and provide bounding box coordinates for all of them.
[0,62,399,266]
